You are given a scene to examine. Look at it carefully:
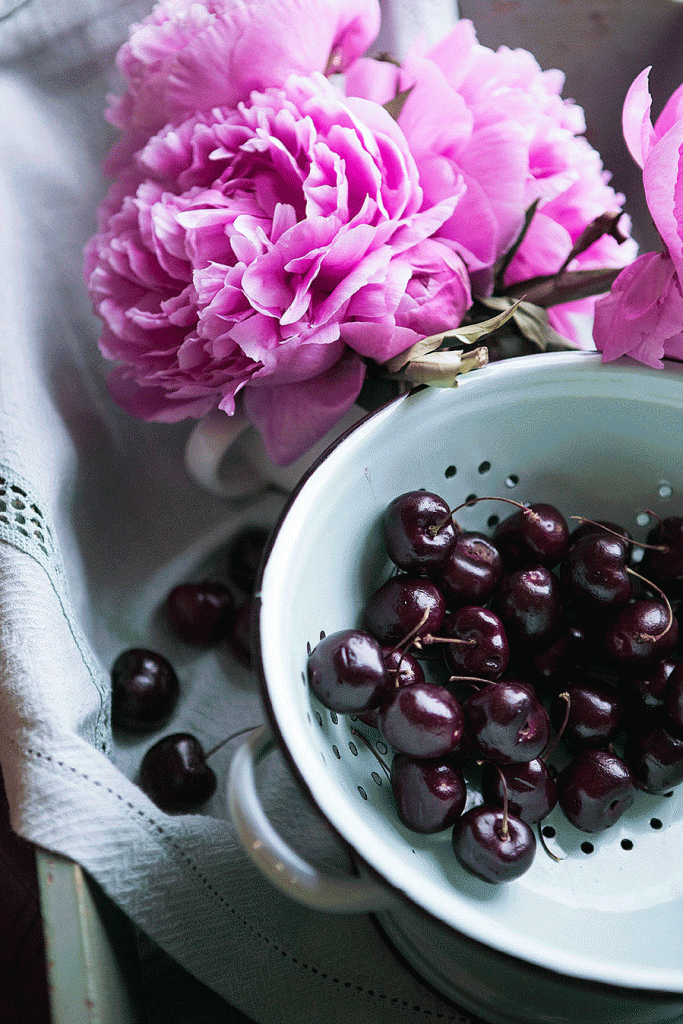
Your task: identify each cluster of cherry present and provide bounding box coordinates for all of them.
[109,525,270,812]
[306,491,683,883]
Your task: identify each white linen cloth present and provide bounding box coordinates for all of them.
[0,1,473,1022]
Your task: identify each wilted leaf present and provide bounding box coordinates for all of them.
[505,267,623,307]
[399,346,489,387]
[493,199,540,289]
[479,296,573,351]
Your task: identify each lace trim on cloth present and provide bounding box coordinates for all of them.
[0,462,111,755]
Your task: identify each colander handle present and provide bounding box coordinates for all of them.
[227,724,392,913]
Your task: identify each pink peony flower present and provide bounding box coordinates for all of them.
[593,68,683,366]
[105,0,381,174]
[346,19,637,344]
[86,74,470,465]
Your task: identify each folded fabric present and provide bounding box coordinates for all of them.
[0,2,468,1022]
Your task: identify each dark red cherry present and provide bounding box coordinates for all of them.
[307,630,390,713]
[493,566,562,650]
[362,576,445,649]
[138,733,217,813]
[664,664,683,736]
[111,648,180,733]
[480,759,558,824]
[391,754,467,833]
[166,581,235,646]
[568,519,633,553]
[640,517,683,594]
[441,606,509,680]
[437,532,502,606]
[526,621,590,689]
[357,648,425,728]
[603,599,678,665]
[493,502,569,569]
[550,681,623,750]
[452,805,536,883]
[227,599,254,668]
[383,491,458,573]
[379,682,464,758]
[624,722,683,793]
[561,534,631,614]
[226,525,271,594]
[623,657,677,715]
[557,749,635,832]
[464,680,550,764]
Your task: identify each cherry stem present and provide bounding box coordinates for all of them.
[538,823,564,863]
[569,515,666,552]
[645,509,664,526]
[351,729,392,780]
[388,607,430,654]
[416,635,477,646]
[205,724,260,760]
[542,692,570,761]
[448,675,494,687]
[625,566,674,641]
[431,496,538,537]
[493,763,510,840]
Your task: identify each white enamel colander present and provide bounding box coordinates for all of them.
[228,351,683,1024]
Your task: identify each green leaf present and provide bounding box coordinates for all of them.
[383,298,523,373]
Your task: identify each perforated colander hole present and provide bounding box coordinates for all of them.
[371,771,383,786]
[478,461,491,475]
[636,512,651,528]
[444,465,457,479]
[314,711,322,726]
[580,842,594,855]
[650,817,663,829]
[631,547,644,564]
[541,825,556,839]
[465,493,477,506]
[376,740,388,755]
[487,515,499,529]
[620,838,634,850]
[659,482,673,499]
[330,711,338,725]
[332,745,341,759]
[358,787,368,800]
[349,741,358,756]
[505,474,519,489]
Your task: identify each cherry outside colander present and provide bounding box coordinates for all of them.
[228,351,683,1024]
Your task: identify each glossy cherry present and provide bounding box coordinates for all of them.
[111,648,180,733]
[437,532,502,606]
[664,664,683,736]
[226,525,271,593]
[493,502,569,568]
[640,516,683,594]
[623,657,677,716]
[307,629,390,713]
[452,805,536,883]
[357,648,425,728]
[362,575,445,649]
[391,754,467,833]
[526,621,589,689]
[383,490,458,574]
[379,682,464,758]
[441,605,509,680]
[557,749,635,832]
[464,680,550,764]
[561,534,631,614]
[493,566,562,650]
[568,519,633,552]
[166,581,235,646]
[480,758,558,824]
[603,599,678,665]
[625,722,683,793]
[550,681,623,750]
[138,733,217,813]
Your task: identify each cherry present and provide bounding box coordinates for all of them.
[307,629,390,713]
[111,648,180,733]
[603,599,678,665]
[664,664,683,736]
[623,657,677,715]
[549,681,623,750]
[138,733,217,812]
[379,682,464,758]
[452,805,536,883]
[493,502,569,569]
[561,534,631,614]
[493,566,562,650]
[557,749,635,832]
[226,599,254,668]
[441,605,509,680]
[480,758,558,824]
[569,519,633,552]
[166,581,235,646]
[226,525,271,593]
[391,754,467,833]
[640,517,683,594]
[362,575,445,650]
[525,621,590,689]
[464,680,550,764]
[436,532,502,606]
[357,648,425,728]
[383,491,458,574]
[624,722,683,793]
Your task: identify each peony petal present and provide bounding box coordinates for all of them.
[621,67,655,169]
